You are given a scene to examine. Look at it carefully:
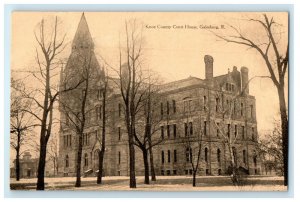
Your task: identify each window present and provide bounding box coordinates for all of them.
[65,112,69,126]
[97,89,103,100]
[234,125,237,137]
[83,133,89,146]
[173,170,177,175]
[186,147,192,163]
[250,105,254,118]
[227,124,230,138]
[174,150,177,163]
[167,101,170,115]
[167,170,171,175]
[233,101,236,115]
[205,148,208,162]
[253,155,257,167]
[216,98,220,112]
[96,106,102,120]
[65,155,69,168]
[226,83,229,91]
[216,123,220,137]
[242,126,245,139]
[167,125,170,138]
[203,96,207,111]
[204,121,207,136]
[173,124,177,138]
[232,147,237,162]
[160,103,164,117]
[252,127,255,140]
[84,153,88,167]
[168,150,171,163]
[161,126,164,139]
[161,151,165,164]
[243,150,247,164]
[241,102,244,116]
[172,100,176,113]
[206,169,209,175]
[118,151,121,164]
[161,170,165,176]
[118,127,121,141]
[184,123,188,136]
[189,122,193,135]
[217,149,221,163]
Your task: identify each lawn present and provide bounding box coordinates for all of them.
[10,175,286,191]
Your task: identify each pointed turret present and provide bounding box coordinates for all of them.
[72,13,94,50]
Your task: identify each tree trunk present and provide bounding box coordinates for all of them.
[142,148,150,184]
[192,171,197,187]
[36,137,47,190]
[277,85,288,186]
[97,150,105,184]
[129,134,136,188]
[149,145,156,181]
[15,131,21,181]
[75,133,83,187]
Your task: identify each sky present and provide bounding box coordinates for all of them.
[11,12,288,135]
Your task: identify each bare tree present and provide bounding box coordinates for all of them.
[134,78,165,184]
[10,78,38,181]
[213,14,288,185]
[258,120,283,176]
[96,72,108,184]
[117,19,146,188]
[60,52,101,187]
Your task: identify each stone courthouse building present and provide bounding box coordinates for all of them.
[58,14,260,177]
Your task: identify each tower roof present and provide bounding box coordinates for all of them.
[72,13,94,49]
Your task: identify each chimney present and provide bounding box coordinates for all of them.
[241,66,249,94]
[204,55,214,80]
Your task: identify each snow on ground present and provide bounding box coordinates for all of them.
[10,175,287,191]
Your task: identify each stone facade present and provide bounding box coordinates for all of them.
[58,14,261,177]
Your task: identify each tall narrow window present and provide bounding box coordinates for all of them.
[204,121,207,136]
[118,127,121,141]
[184,123,188,136]
[65,112,69,126]
[186,147,192,163]
[167,125,170,138]
[250,105,254,118]
[168,150,171,163]
[167,101,170,115]
[234,125,237,137]
[252,127,255,140]
[216,123,220,137]
[216,98,219,112]
[160,102,164,117]
[205,148,208,162]
[232,147,237,162]
[242,126,245,139]
[241,102,244,116]
[161,151,165,164]
[173,124,177,138]
[161,126,164,139]
[84,153,88,167]
[172,100,176,113]
[217,149,221,163]
[227,124,230,138]
[189,122,193,135]
[203,96,207,111]
[233,101,236,115]
[118,151,121,164]
[174,150,177,163]
[65,155,69,168]
[243,150,247,164]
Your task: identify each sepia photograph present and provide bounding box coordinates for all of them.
[9,11,289,191]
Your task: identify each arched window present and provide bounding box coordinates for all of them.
[217,149,221,163]
[205,148,208,162]
[243,150,247,164]
[65,155,69,168]
[84,153,88,167]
